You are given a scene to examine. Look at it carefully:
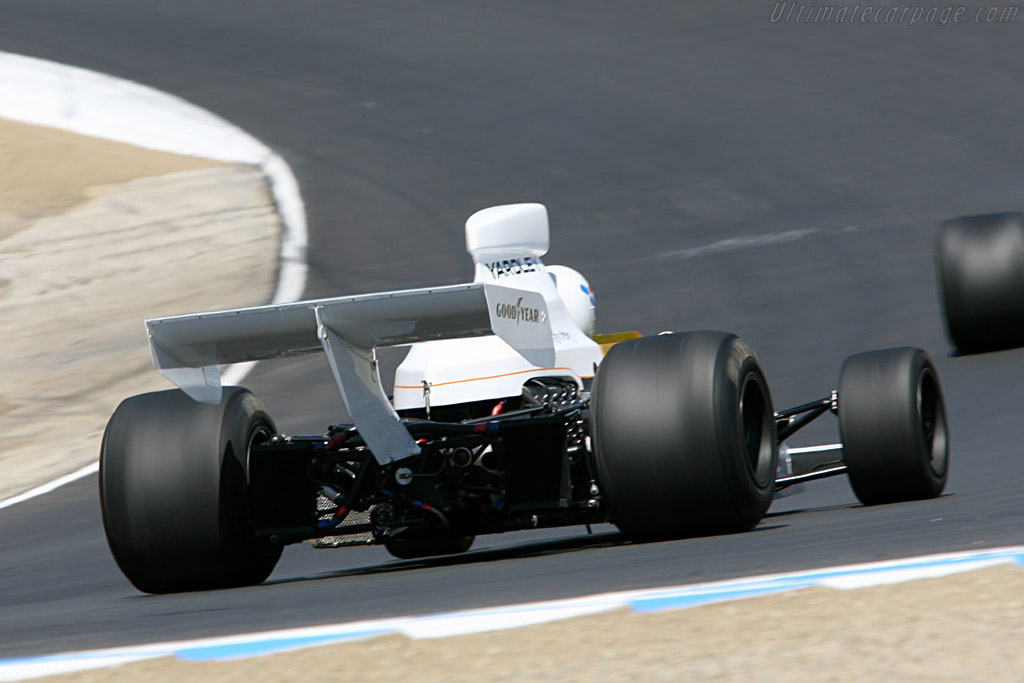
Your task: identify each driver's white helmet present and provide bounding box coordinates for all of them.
[547,265,596,337]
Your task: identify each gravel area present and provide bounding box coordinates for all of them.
[0,118,280,501]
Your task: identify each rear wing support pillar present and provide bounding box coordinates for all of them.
[314,306,420,464]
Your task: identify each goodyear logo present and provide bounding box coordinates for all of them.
[495,297,543,325]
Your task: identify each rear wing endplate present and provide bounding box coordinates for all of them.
[147,282,553,464]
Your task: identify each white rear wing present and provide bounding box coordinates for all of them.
[147,282,553,463]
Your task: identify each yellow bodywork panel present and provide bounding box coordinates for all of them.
[592,331,642,355]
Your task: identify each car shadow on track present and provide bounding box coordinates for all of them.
[764,503,856,519]
[263,521,796,588]
[264,531,628,586]
[764,490,956,521]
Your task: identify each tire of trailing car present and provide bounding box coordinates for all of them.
[384,535,475,560]
[936,211,1024,354]
[838,347,949,506]
[99,387,282,594]
[591,331,778,540]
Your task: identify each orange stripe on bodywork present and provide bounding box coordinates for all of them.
[395,331,641,390]
[395,367,590,390]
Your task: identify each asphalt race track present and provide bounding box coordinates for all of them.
[2,1,1023,658]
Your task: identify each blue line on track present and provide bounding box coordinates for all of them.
[2,546,1023,681]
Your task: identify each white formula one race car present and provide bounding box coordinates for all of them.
[100,204,950,593]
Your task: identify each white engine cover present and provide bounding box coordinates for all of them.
[393,204,603,409]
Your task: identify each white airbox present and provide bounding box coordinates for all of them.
[465,203,550,262]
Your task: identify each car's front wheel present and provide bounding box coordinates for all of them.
[838,347,949,505]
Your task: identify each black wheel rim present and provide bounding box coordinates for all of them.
[739,373,774,488]
[917,368,949,477]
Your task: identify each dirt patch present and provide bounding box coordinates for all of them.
[0,119,220,240]
[28,563,1024,682]
[0,120,279,502]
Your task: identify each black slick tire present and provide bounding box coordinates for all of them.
[838,347,949,505]
[591,331,777,540]
[100,387,282,593]
[937,211,1024,353]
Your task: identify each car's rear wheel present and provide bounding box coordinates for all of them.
[838,347,949,505]
[937,211,1024,353]
[592,331,777,539]
[100,387,282,593]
